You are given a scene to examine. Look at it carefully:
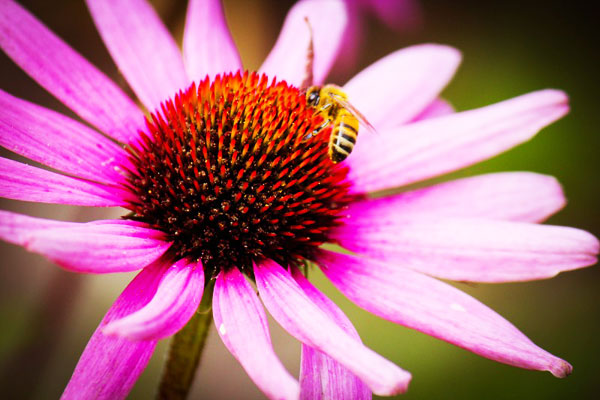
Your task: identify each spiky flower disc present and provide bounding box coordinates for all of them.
[124,71,351,276]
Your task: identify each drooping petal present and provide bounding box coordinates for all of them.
[344,44,461,128]
[0,215,163,269]
[254,260,411,396]
[213,268,299,400]
[85,0,189,111]
[183,0,241,83]
[103,258,204,340]
[0,214,172,275]
[0,210,78,246]
[259,0,348,87]
[292,269,370,400]
[0,214,159,264]
[0,157,129,206]
[0,0,144,144]
[62,260,167,400]
[0,89,131,185]
[348,172,565,223]
[23,220,171,273]
[333,216,599,283]
[410,98,454,122]
[346,90,569,194]
[318,250,574,377]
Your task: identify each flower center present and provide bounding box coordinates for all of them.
[124,71,351,276]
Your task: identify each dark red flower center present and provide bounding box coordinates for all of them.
[123,71,351,276]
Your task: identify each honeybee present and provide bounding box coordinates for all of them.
[300,18,374,163]
[305,85,375,163]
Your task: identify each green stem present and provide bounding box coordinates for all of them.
[156,280,215,400]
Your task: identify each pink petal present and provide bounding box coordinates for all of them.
[410,98,454,122]
[318,250,574,378]
[346,90,569,194]
[343,44,461,128]
[213,268,299,400]
[183,0,242,83]
[86,0,189,112]
[0,0,144,144]
[254,259,411,396]
[292,270,370,400]
[365,0,423,31]
[347,172,566,223]
[23,220,170,273]
[62,260,168,400]
[334,216,599,283]
[0,89,131,185]
[0,210,77,246]
[103,258,204,340]
[259,0,348,87]
[0,157,129,206]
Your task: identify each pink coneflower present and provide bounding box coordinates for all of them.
[0,0,597,399]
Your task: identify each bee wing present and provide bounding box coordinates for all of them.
[329,93,377,134]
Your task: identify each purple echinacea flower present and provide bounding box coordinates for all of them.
[0,0,598,399]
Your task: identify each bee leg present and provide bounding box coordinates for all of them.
[299,17,314,90]
[303,119,329,142]
[303,128,319,141]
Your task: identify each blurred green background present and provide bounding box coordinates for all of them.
[1,0,598,399]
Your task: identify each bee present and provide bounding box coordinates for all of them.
[300,18,375,164]
[305,85,375,163]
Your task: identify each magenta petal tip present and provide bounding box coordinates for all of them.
[549,359,573,378]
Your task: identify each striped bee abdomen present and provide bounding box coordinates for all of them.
[328,113,358,163]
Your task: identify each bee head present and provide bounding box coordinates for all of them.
[306,87,320,106]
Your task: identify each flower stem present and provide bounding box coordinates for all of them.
[156,279,215,400]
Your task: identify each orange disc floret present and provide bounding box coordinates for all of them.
[123,71,352,275]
